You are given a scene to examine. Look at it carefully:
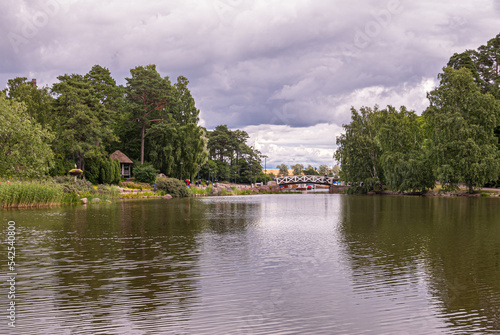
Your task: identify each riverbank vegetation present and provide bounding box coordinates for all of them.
[335,33,500,194]
[1,64,266,188]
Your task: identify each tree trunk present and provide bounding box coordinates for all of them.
[140,122,146,165]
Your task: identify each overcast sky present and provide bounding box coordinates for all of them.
[1,0,498,168]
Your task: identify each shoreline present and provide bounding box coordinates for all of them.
[2,182,499,210]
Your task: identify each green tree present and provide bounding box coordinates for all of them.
[377,106,435,193]
[334,106,383,193]
[6,77,54,128]
[318,165,329,175]
[51,73,117,171]
[177,123,209,181]
[448,33,499,99]
[277,164,288,177]
[303,165,319,175]
[133,163,158,184]
[331,165,340,176]
[125,65,173,164]
[208,125,233,162]
[423,67,500,193]
[205,125,261,182]
[0,92,54,178]
[292,164,304,175]
[172,76,200,124]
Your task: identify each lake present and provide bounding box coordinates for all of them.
[1,194,500,334]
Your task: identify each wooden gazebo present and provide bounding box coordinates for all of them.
[110,150,133,178]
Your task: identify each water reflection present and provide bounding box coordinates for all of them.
[1,195,499,334]
[338,195,500,333]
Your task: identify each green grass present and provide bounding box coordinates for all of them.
[188,186,212,196]
[0,181,64,208]
[119,191,158,198]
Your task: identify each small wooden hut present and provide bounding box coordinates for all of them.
[110,150,133,178]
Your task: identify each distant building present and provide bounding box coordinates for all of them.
[110,150,133,178]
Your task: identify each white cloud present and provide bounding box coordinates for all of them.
[243,123,343,167]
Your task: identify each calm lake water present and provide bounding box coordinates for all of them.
[1,194,500,334]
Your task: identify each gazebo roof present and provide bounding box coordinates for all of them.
[110,150,133,164]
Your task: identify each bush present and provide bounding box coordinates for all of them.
[155,177,189,198]
[52,176,95,194]
[85,157,121,185]
[97,184,121,197]
[133,163,158,184]
[119,181,153,190]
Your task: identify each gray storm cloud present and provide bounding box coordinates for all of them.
[1,0,498,166]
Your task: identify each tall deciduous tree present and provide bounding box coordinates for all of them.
[377,106,435,193]
[0,92,54,178]
[318,165,329,175]
[334,106,383,193]
[423,67,500,193]
[277,164,289,177]
[448,33,499,99]
[126,65,172,164]
[292,164,304,175]
[6,77,54,128]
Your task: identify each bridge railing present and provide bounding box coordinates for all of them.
[274,175,339,185]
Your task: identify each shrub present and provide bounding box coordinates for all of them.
[85,158,100,184]
[119,181,153,190]
[133,163,158,184]
[97,184,121,197]
[85,157,121,185]
[155,177,189,198]
[52,176,95,194]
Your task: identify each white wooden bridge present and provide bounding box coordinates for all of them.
[275,175,338,185]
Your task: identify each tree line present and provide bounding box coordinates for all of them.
[274,164,340,177]
[335,33,500,194]
[0,64,263,184]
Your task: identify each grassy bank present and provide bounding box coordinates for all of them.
[188,184,281,197]
[0,181,64,208]
[0,178,124,209]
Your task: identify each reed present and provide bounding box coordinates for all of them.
[0,181,64,208]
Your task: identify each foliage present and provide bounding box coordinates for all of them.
[277,164,289,177]
[423,67,500,193]
[0,92,55,179]
[96,184,121,198]
[334,106,383,193]
[292,164,304,175]
[148,121,208,180]
[303,165,319,175]
[50,154,76,177]
[378,106,435,193]
[133,163,158,184]
[52,175,96,194]
[125,64,173,164]
[155,176,189,198]
[85,157,120,185]
[318,165,330,175]
[51,72,118,171]
[447,33,499,99]
[119,181,154,190]
[205,125,263,183]
[6,77,54,128]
